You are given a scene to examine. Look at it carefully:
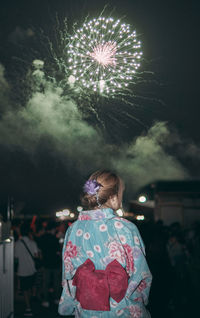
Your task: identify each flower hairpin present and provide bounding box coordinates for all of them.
[83,179,102,195]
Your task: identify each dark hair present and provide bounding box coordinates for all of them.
[81,170,121,209]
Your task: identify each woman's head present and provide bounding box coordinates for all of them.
[81,170,124,210]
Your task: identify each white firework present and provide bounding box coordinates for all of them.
[89,41,117,67]
[67,17,142,95]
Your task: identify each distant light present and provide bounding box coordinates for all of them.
[116,209,123,216]
[56,211,63,218]
[77,206,83,212]
[70,213,75,218]
[138,195,147,203]
[62,209,70,216]
[56,209,71,218]
[136,215,145,221]
[59,238,64,244]
[5,238,11,243]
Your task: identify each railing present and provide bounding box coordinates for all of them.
[0,237,14,318]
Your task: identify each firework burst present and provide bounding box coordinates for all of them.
[67,17,142,96]
[10,13,160,138]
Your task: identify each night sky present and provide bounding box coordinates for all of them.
[0,0,200,215]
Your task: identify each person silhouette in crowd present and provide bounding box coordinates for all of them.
[14,222,39,317]
[167,231,190,310]
[39,221,61,308]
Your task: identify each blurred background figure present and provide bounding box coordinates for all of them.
[186,222,200,313]
[38,221,62,308]
[14,222,39,317]
[167,226,190,314]
[56,221,67,243]
[32,221,45,301]
[11,219,21,242]
[144,220,172,318]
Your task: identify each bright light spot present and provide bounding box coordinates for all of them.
[99,79,105,91]
[56,209,70,217]
[67,17,142,95]
[70,213,75,218]
[77,206,83,212]
[68,75,76,84]
[62,209,70,216]
[5,238,11,243]
[56,211,63,218]
[116,209,123,216]
[138,195,147,203]
[136,215,145,221]
[89,42,117,67]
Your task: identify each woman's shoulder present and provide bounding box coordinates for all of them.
[111,217,145,250]
[112,216,139,232]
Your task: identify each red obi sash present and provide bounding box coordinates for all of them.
[72,258,129,311]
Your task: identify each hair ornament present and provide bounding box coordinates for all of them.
[83,179,102,195]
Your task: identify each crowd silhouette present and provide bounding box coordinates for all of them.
[13,217,200,317]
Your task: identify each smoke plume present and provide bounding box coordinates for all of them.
[0,61,190,207]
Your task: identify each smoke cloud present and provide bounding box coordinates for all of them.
[113,122,189,199]
[0,64,11,113]
[0,61,191,207]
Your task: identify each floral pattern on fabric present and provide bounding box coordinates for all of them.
[129,305,142,318]
[76,229,83,236]
[86,250,94,258]
[107,240,126,264]
[64,241,81,274]
[94,245,101,253]
[64,241,80,258]
[119,235,126,244]
[137,280,147,293]
[99,224,108,232]
[124,243,134,275]
[64,257,74,273]
[83,232,90,240]
[78,214,92,221]
[58,208,152,317]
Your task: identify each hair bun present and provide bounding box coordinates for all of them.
[81,170,120,209]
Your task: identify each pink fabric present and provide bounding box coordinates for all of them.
[72,259,129,311]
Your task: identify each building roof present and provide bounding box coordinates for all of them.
[136,180,200,200]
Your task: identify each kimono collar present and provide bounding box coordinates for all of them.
[78,208,116,221]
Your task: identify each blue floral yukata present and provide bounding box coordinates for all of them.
[58,208,152,317]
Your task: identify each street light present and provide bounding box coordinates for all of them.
[77,206,83,212]
[138,195,147,203]
[136,215,145,221]
[62,209,70,216]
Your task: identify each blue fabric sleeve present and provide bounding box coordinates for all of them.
[123,221,152,305]
[58,226,77,316]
